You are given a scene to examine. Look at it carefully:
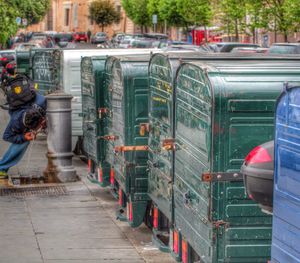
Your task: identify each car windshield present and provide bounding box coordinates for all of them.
[96,33,106,36]
[121,40,130,44]
[269,45,299,54]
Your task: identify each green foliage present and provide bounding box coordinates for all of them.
[120,0,300,42]
[0,0,50,46]
[285,0,300,32]
[0,1,19,46]
[121,0,150,30]
[89,0,121,31]
[177,0,212,27]
[147,0,160,21]
[13,0,51,25]
[263,0,297,40]
[158,0,188,27]
[219,0,247,40]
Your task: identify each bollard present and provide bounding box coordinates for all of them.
[44,92,77,182]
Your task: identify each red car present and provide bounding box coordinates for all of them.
[73,32,87,42]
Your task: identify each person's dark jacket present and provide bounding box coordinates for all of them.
[9,93,47,115]
[4,93,47,144]
[3,109,27,144]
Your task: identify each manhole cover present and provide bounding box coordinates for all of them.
[0,185,68,197]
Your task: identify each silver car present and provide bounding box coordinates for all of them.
[91,32,108,44]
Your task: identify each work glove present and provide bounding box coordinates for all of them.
[24,132,35,141]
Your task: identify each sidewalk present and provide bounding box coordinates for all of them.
[0,105,175,263]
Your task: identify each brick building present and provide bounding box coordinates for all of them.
[27,0,136,37]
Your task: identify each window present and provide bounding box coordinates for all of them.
[65,8,70,26]
[47,6,53,30]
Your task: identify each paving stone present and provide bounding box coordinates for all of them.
[0,102,175,263]
[41,247,143,261]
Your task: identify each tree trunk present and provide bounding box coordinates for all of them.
[252,27,256,43]
[204,25,208,43]
[227,20,230,42]
[235,19,239,42]
[284,32,288,42]
[101,24,104,31]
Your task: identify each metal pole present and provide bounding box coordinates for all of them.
[44,92,77,182]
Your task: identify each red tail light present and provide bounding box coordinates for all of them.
[182,239,188,263]
[173,230,179,254]
[110,168,115,185]
[119,189,123,206]
[153,207,158,229]
[129,202,133,221]
[88,159,91,173]
[98,167,103,183]
[244,146,272,165]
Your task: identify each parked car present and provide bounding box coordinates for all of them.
[53,33,75,48]
[29,35,55,48]
[131,38,165,48]
[163,44,207,51]
[13,42,44,51]
[143,33,168,40]
[269,43,300,54]
[91,32,108,44]
[217,42,260,52]
[111,33,125,44]
[231,47,269,53]
[119,39,134,48]
[158,40,189,48]
[54,33,74,43]
[74,32,88,42]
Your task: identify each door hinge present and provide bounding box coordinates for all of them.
[162,138,176,151]
[98,135,119,141]
[98,108,111,119]
[201,172,243,182]
[139,123,150,136]
[213,220,229,229]
[114,145,149,153]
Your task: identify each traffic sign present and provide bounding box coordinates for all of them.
[22,18,28,26]
[16,17,21,25]
[152,14,157,24]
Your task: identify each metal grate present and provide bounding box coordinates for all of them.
[0,185,68,197]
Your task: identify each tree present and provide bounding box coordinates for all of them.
[219,0,247,41]
[13,0,51,25]
[89,0,121,31]
[262,0,298,42]
[158,0,188,28]
[0,1,19,46]
[147,0,161,31]
[285,0,300,35]
[121,0,150,32]
[244,0,268,43]
[177,0,212,41]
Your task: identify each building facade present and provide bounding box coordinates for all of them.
[27,0,136,37]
